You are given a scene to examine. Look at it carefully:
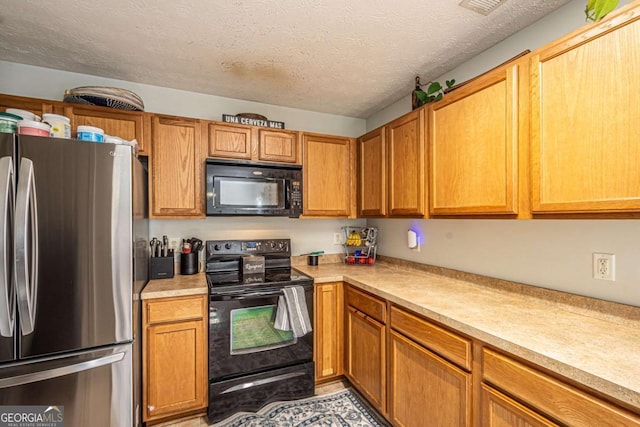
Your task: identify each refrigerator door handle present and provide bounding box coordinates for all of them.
[0,156,15,337]
[14,157,38,335]
[0,350,125,388]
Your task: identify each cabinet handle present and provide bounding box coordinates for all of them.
[350,307,367,320]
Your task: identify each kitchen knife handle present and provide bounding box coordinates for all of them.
[15,158,38,336]
[0,157,15,338]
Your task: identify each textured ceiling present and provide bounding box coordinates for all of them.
[0,0,572,118]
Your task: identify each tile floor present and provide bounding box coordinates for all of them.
[158,379,349,427]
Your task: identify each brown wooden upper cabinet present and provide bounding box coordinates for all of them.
[0,94,62,118]
[428,59,524,216]
[531,6,640,214]
[258,128,298,163]
[386,109,426,217]
[207,122,252,160]
[302,133,354,217]
[357,127,386,217]
[149,115,205,218]
[207,122,299,164]
[64,105,149,155]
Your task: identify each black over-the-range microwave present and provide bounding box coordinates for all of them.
[206,159,303,217]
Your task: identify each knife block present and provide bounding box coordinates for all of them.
[150,255,174,280]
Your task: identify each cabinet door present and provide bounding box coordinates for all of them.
[481,384,558,427]
[313,282,343,382]
[302,133,354,216]
[258,129,298,163]
[387,109,426,217]
[143,296,207,423]
[150,115,204,218]
[531,13,640,213]
[357,127,386,217]
[0,94,62,117]
[145,319,206,421]
[429,63,520,215]
[389,331,471,427]
[483,348,640,427]
[207,123,253,160]
[64,105,148,155]
[345,306,385,413]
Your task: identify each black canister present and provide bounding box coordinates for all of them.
[180,252,198,275]
[307,255,319,266]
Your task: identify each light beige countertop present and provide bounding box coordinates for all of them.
[294,260,640,410]
[141,272,208,299]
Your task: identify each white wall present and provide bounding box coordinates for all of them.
[366,0,634,130]
[369,219,640,307]
[150,217,365,256]
[0,60,368,255]
[366,0,640,307]
[0,60,366,137]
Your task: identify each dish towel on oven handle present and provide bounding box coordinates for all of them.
[274,285,312,338]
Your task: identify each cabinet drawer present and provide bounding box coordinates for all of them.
[345,286,386,323]
[146,296,205,325]
[483,348,640,427]
[390,305,471,371]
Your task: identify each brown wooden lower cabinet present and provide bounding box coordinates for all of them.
[313,282,344,383]
[143,295,208,424]
[345,304,386,414]
[339,289,640,427]
[482,348,640,427]
[481,384,558,427]
[388,330,471,427]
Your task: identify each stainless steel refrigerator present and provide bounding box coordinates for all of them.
[0,134,148,426]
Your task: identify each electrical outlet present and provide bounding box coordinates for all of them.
[333,232,342,245]
[592,253,615,281]
[169,237,180,251]
[169,237,181,260]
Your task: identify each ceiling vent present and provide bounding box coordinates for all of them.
[459,0,508,15]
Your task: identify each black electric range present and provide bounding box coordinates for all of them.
[205,238,315,423]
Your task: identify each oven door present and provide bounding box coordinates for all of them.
[209,284,313,381]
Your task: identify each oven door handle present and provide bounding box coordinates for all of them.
[211,290,284,300]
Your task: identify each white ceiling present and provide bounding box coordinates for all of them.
[0,0,572,118]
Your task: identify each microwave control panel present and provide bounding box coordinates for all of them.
[291,181,302,209]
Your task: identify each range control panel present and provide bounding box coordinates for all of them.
[206,239,290,257]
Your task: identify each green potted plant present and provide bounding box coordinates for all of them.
[411,76,456,110]
[585,0,619,21]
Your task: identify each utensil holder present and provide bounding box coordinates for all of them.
[180,252,198,275]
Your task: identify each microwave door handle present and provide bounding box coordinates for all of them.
[0,157,14,337]
[284,181,291,209]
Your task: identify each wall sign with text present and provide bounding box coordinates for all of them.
[222,114,285,129]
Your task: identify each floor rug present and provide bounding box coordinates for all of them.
[209,388,389,427]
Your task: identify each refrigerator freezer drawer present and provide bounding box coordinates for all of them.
[0,344,136,426]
